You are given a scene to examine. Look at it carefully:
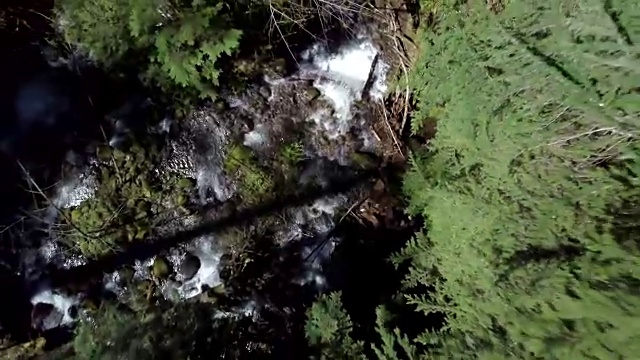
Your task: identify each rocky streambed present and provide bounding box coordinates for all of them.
[21,33,397,336]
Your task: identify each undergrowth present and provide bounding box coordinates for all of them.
[224,144,274,204]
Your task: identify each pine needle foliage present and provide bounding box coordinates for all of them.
[396,0,640,358]
[305,292,366,360]
[307,0,640,359]
[57,0,241,99]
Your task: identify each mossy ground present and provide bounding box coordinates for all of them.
[61,141,195,258]
[224,144,274,205]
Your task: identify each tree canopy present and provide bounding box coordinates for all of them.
[308,0,640,358]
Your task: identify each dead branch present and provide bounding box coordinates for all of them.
[17,161,98,241]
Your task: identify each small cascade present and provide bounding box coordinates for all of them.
[22,33,390,330]
[288,195,348,289]
[30,289,79,331]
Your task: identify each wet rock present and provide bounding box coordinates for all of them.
[304,86,321,103]
[80,298,99,312]
[31,303,63,331]
[219,253,233,280]
[152,256,172,279]
[119,266,135,285]
[180,253,201,280]
[258,85,271,100]
[350,151,378,169]
[67,305,79,319]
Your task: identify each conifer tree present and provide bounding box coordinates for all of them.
[305,292,366,360]
[57,0,241,99]
[398,0,640,358]
[307,1,640,358]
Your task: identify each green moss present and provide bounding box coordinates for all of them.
[349,152,378,169]
[224,144,274,204]
[62,141,195,258]
[0,337,46,359]
[152,256,172,279]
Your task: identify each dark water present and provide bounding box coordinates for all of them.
[0,22,148,342]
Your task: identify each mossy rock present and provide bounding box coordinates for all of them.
[304,86,321,103]
[350,151,379,169]
[62,138,196,258]
[136,279,154,293]
[96,144,114,162]
[279,142,305,165]
[265,58,287,77]
[119,266,135,284]
[224,144,274,203]
[177,177,196,189]
[80,298,99,312]
[0,337,46,359]
[199,283,226,304]
[211,284,226,295]
[152,256,172,279]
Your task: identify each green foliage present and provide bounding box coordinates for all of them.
[57,0,241,99]
[62,143,193,258]
[0,337,45,360]
[305,292,366,360]
[73,302,262,359]
[73,305,140,359]
[224,144,273,204]
[279,141,305,165]
[393,0,640,358]
[371,307,418,360]
[57,0,130,63]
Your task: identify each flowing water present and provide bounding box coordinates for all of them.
[25,35,390,329]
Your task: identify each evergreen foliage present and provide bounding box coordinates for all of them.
[399,0,640,358]
[305,292,365,360]
[307,0,640,358]
[57,0,241,99]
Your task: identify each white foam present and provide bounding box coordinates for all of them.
[301,39,388,142]
[196,167,234,202]
[371,60,390,100]
[161,236,223,300]
[39,241,86,269]
[243,124,269,150]
[31,289,79,328]
[281,195,347,289]
[213,300,259,320]
[52,171,96,208]
[308,41,378,91]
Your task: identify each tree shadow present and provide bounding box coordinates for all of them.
[41,167,382,290]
